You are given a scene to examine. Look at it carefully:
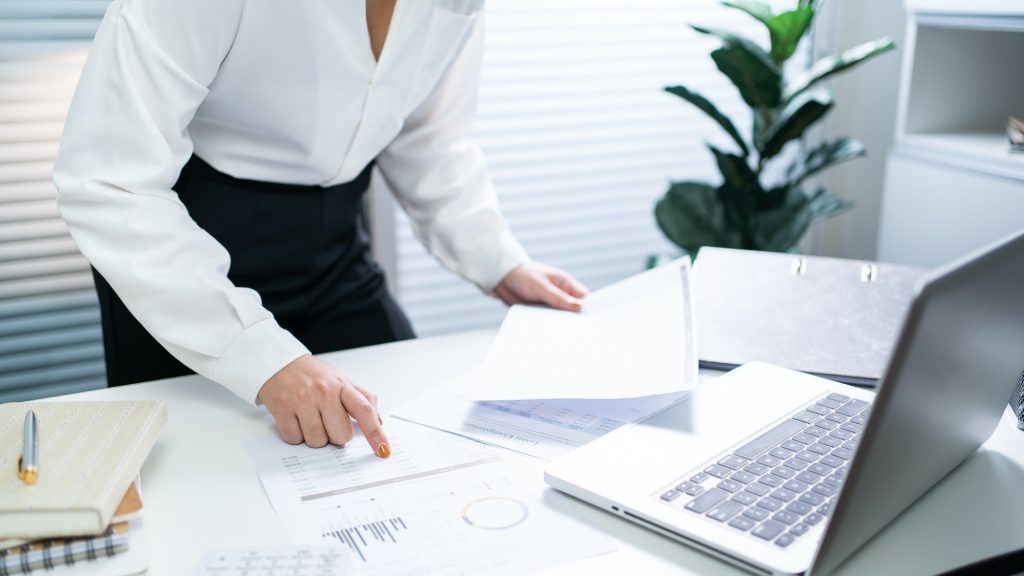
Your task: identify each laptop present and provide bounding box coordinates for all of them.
[545,229,1024,575]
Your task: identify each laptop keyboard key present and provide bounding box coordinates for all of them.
[706,500,744,522]
[734,419,805,459]
[786,501,813,515]
[808,443,831,455]
[826,413,848,423]
[717,480,743,493]
[770,489,796,502]
[685,484,706,497]
[840,422,863,433]
[820,455,844,468]
[832,448,854,460]
[817,398,843,409]
[799,492,825,506]
[758,475,783,488]
[783,480,809,493]
[744,507,769,521]
[690,472,709,483]
[770,466,795,479]
[744,462,769,475]
[793,411,819,424]
[796,471,821,484]
[806,404,830,415]
[795,450,819,463]
[805,426,827,438]
[752,520,786,540]
[789,523,810,536]
[661,489,681,502]
[829,429,853,440]
[731,492,757,506]
[757,455,782,467]
[728,516,756,531]
[793,433,817,444]
[837,399,868,416]
[812,483,839,497]
[675,481,694,492]
[851,414,868,425]
[816,419,840,430]
[809,463,831,476]
[745,482,771,496]
[782,440,804,452]
[769,447,794,460]
[772,511,799,525]
[685,488,729,513]
[718,454,748,470]
[757,497,782,512]
[704,464,732,478]
[731,470,757,484]
[819,502,832,516]
[823,474,844,487]
[826,393,850,403]
[804,513,824,525]
[819,436,842,448]
[775,534,796,548]
[783,458,809,471]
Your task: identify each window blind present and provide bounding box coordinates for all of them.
[0,1,109,401]
[388,0,788,336]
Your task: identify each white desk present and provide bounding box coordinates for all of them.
[56,329,1024,575]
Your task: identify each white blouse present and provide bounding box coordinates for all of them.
[53,0,529,404]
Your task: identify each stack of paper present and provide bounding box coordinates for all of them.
[393,258,698,460]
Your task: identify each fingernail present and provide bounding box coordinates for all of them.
[377,442,391,458]
[378,414,383,426]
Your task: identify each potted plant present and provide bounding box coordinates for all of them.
[655,0,895,254]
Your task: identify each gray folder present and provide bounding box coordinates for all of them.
[692,247,926,386]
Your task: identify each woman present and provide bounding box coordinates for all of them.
[53,0,588,457]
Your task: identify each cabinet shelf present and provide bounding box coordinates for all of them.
[896,132,1024,182]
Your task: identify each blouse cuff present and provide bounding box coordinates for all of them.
[210,318,311,405]
[463,229,531,291]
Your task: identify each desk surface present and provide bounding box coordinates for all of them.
[57,329,1024,575]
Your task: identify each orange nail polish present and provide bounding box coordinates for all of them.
[377,442,391,458]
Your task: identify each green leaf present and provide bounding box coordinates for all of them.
[723,3,814,65]
[761,86,833,159]
[722,0,774,24]
[751,186,849,252]
[752,187,813,252]
[655,181,740,253]
[709,144,758,191]
[785,37,896,102]
[709,145,761,245]
[692,25,782,109]
[766,8,814,65]
[666,85,750,156]
[788,137,866,185]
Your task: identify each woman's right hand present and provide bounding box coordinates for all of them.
[256,354,390,457]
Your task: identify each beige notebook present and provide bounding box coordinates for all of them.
[0,401,166,539]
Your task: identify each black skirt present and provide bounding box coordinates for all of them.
[93,156,415,387]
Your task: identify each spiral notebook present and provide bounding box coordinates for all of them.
[0,401,167,539]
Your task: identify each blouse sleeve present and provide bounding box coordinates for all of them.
[53,0,310,405]
[374,12,530,291]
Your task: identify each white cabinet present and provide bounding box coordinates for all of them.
[877,1,1024,266]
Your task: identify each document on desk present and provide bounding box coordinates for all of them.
[247,420,614,576]
[392,376,689,461]
[462,257,696,401]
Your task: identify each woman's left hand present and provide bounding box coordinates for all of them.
[494,262,589,312]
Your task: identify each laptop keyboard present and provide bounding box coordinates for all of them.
[655,393,872,549]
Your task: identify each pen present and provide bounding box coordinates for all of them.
[17,409,37,485]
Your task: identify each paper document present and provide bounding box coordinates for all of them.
[464,258,697,401]
[247,420,614,576]
[392,376,689,461]
[194,547,349,576]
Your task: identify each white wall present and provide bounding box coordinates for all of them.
[814,0,907,261]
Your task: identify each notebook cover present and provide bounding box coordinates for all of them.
[692,248,926,384]
[0,401,166,539]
